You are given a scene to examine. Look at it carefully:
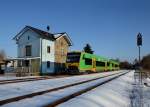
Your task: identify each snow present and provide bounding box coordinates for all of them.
[0,76,41,81]
[58,70,150,107]
[58,71,134,107]
[0,70,124,101]
[146,78,150,83]
[142,85,150,107]
[2,71,127,107]
[130,71,150,107]
[2,70,150,107]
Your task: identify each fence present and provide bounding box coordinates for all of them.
[5,67,40,77]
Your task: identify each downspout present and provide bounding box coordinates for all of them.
[40,38,43,75]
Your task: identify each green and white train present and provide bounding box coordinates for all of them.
[66,51,119,74]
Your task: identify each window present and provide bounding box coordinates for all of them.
[115,64,118,67]
[112,64,115,67]
[107,62,110,66]
[28,36,30,40]
[96,61,105,67]
[66,53,81,63]
[47,61,50,68]
[85,58,92,65]
[47,46,50,53]
[25,45,32,56]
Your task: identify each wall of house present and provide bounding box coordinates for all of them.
[55,36,69,63]
[54,36,69,72]
[41,39,55,74]
[17,29,40,58]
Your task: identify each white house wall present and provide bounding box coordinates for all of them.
[41,39,55,73]
[17,29,40,58]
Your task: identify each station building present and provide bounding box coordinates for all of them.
[12,26,72,75]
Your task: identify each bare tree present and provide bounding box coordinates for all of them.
[141,54,150,70]
[0,50,6,74]
[120,61,132,69]
[0,50,6,61]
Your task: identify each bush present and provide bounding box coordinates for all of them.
[119,61,132,69]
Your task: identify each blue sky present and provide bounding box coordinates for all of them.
[0,0,150,62]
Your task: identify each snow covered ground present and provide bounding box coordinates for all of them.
[131,71,150,107]
[0,70,124,101]
[58,70,150,107]
[1,71,127,107]
[143,77,150,107]
[0,76,41,81]
[58,70,134,107]
[2,70,150,107]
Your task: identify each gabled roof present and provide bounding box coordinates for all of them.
[54,32,73,46]
[26,26,55,40]
[13,26,73,46]
[13,26,55,41]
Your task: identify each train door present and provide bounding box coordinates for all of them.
[92,58,96,72]
[105,62,107,71]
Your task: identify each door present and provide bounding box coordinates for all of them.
[92,58,96,72]
[25,60,29,67]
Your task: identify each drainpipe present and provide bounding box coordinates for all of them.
[40,38,43,75]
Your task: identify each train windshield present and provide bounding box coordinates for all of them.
[66,53,81,63]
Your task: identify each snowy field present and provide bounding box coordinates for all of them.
[1,70,127,107]
[0,70,125,101]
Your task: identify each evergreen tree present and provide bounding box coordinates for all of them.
[83,44,94,54]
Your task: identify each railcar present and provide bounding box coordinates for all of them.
[66,51,119,74]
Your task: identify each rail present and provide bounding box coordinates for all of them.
[0,71,129,106]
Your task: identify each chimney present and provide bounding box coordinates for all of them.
[47,25,50,32]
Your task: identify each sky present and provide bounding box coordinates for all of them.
[0,0,150,62]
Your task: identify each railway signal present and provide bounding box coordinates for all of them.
[137,33,142,62]
[137,33,143,85]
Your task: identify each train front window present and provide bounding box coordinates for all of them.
[67,53,81,63]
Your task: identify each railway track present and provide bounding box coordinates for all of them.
[0,71,129,106]
[0,71,118,85]
[0,75,71,85]
[0,76,55,84]
[45,71,129,107]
